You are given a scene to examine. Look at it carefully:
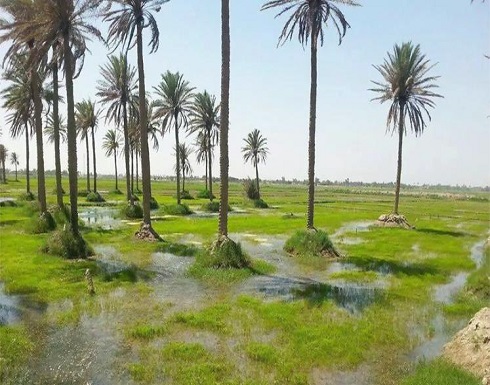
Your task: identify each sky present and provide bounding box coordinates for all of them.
[0,0,489,187]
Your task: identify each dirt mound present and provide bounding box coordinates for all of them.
[375,213,413,229]
[443,307,490,384]
[135,223,162,241]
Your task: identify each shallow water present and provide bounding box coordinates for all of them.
[79,207,121,230]
[0,282,20,325]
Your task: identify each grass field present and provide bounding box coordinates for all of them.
[0,175,488,385]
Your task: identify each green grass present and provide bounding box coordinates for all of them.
[400,359,480,385]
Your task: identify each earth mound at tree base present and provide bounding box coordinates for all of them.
[135,223,162,242]
[375,213,414,229]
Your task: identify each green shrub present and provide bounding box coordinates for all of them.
[202,201,220,212]
[86,191,105,203]
[163,204,193,216]
[78,190,89,197]
[197,189,215,200]
[253,198,268,208]
[44,226,92,259]
[18,191,35,201]
[123,203,143,219]
[28,211,56,234]
[180,190,194,200]
[149,196,159,210]
[197,238,251,269]
[284,229,339,258]
[243,178,260,200]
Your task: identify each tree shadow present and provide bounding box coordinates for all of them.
[0,219,21,227]
[345,255,439,277]
[416,228,471,238]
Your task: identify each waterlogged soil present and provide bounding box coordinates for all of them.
[79,207,121,230]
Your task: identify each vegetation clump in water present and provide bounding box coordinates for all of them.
[202,237,251,269]
[29,211,56,234]
[86,191,105,203]
[44,226,92,259]
[18,191,35,201]
[123,203,143,219]
[197,189,215,200]
[284,229,341,258]
[253,198,268,209]
[163,203,193,216]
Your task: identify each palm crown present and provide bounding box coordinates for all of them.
[242,129,269,167]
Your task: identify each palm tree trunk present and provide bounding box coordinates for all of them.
[85,134,90,192]
[306,33,318,230]
[207,129,213,200]
[219,0,230,237]
[136,21,153,227]
[1,161,5,183]
[130,147,134,194]
[114,151,118,191]
[255,161,260,199]
[122,103,133,205]
[15,164,17,181]
[91,126,97,193]
[393,103,405,215]
[25,121,30,194]
[205,151,208,191]
[32,69,47,214]
[182,168,186,192]
[52,57,64,209]
[63,36,79,235]
[175,117,181,205]
[136,150,139,192]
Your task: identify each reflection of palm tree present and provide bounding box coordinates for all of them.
[0,144,7,183]
[175,143,193,192]
[241,129,269,199]
[102,129,122,191]
[10,152,19,181]
[189,91,219,199]
[154,71,195,205]
[97,54,138,203]
[370,42,442,214]
[262,0,359,230]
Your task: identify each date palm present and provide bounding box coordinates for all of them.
[97,53,138,203]
[262,0,359,230]
[104,0,169,237]
[370,42,442,215]
[189,90,220,200]
[194,131,214,191]
[242,129,269,199]
[153,71,195,205]
[45,112,67,144]
[10,152,19,181]
[0,144,7,183]
[175,143,193,192]
[102,129,122,191]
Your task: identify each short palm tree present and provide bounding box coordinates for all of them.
[262,0,359,230]
[104,0,169,237]
[102,129,122,191]
[0,144,7,183]
[194,131,214,191]
[10,151,19,181]
[242,129,269,199]
[175,143,193,192]
[370,42,442,215]
[45,111,67,205]
[97,53,138,204]
[153,71,195,205]
[189,90,220,199]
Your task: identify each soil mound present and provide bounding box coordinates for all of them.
[375,213,413,229]
[443,307,490,384]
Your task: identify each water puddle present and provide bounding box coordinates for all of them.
[93,245,133,276]
[79,207,121,230]
[0,282,21,325]
[332,221,373,239]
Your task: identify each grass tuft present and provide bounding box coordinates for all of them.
[163,203,193,216]
[401,359,480,385]
[86,191,105,203]
[284,229,339,258]
[123,203,143,219]
[44,226,92,259]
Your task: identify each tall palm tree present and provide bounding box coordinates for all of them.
[10,151,19,181]
[97,53,138,204]
[0,144,7,183]
[194,132,211,190]
[242,129,269,199]
[104,0,169,237]
[45,111,67,206]
[45,112,67,143]
[189,90,220,199]
[102,129,122,191]
[153,71,195,205]
[75,99,100,192]
[262,0,359,230]
[219,0,231,237]
[76,108,91,193]
[370,42,442,215]
[175,143,193,192]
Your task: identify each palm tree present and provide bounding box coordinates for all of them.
[45,111,67,205]
[370,42,442,215]
[45,112,67,143]
[218,0,231,238]
[9,152,19,181]
[242,129,269,199]
[175,143,193,192]
[0,144,7,183]
[194,132,211,190]
[262,0,359,230]
[153,71,195,205]
[102,129,122,191]
[189,90,220,199]
[97,53,138,204]
[76,107,91,193]
[104,0,169,237]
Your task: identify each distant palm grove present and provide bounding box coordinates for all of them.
[0,0,442,254]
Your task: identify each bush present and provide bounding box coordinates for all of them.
[243,179,260,200]
[163,204,193,216]
[284,229,340,258]
[180,190,194,200]
[78,190,89,197]
[149,196,159,210]
[44,226,92,259]
[201,201,232,213]
[123,203,143,219]
[198,237,251,269]
[18,191,35,201]
[86,191,105,203]
[197,189,215,200]
[253,198,268,209]
[28,211,56,234]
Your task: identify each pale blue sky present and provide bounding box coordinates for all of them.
[0,0,489,186]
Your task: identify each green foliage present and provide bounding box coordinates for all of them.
[123,203,143,219]
[86,191,105,203]
[180,190,194,200]
[401,359,480,385]
[199,238,251,269]
[110,188,123,195]
[155,242,198,257]
[18,191,35,201]
[163,203,193,216]
[284,230,337,257]
[50,204,70,225]
[244,178,260,200]
[128,324,168,340]
[197,189,215,200]
[0,199,16,207]
[0,326,33,381]
[131,194,140,201]
[202,201,220,212]
[149,196,159,210]
[51,187,65,195]
[44,226,92,259]
[245,342,279,364]
[99,265,138,283]
[253,198,268,209]
[27,211,56,234]
[78,190,89,197]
